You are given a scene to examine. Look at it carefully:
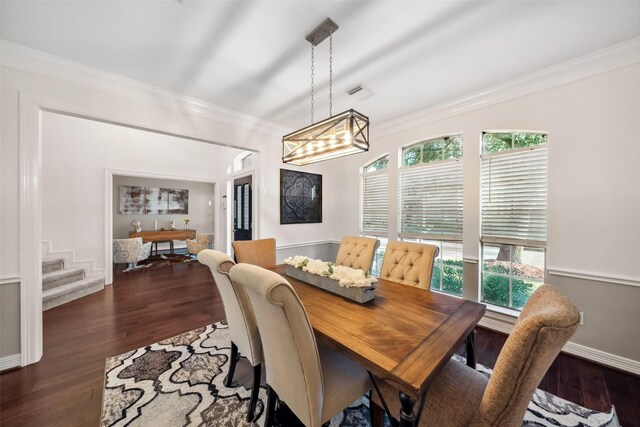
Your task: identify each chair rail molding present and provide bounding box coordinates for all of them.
[547,266,640,288]
[0,275,21,286]
[479,311,640,376]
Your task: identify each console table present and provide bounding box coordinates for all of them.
[129,229,196,255]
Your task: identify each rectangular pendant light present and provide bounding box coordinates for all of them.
[282,109,369,166]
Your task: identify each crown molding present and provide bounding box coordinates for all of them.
[0,40,290,137]
[374,37,640,138]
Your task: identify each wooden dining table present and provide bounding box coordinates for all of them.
[271,264,486,427]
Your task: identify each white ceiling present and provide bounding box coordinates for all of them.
[1,1,639,128]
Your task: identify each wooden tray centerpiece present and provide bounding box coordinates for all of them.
[284,256,376,303]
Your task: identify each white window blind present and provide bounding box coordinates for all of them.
[360,170,389,236]
[481,146,547,246]
[399,160,463,240]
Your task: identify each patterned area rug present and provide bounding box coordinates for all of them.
[101,323,619,427]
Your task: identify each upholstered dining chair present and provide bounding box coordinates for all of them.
[232,238,276,268]
[197,250,262,422]
[335,236,380,272]
[379,241,439,289]
[229,263,372,427]
[186,233,214,258]
[371,284,580,427]
[113,237,151,272]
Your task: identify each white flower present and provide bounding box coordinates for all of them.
[286,256,377,288]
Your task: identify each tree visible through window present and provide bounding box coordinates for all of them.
[480,131,547,309]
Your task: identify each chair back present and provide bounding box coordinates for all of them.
[335,236,380,272]
[232,238,276,268]
[230,263,323,427]
[473,284,580,427]
[113,237,147,263]
[197,250,261,366]
[379,241,439,289]
[188,233,215,254]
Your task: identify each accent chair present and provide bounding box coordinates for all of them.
[371,284,580,427]
[379,241,439,289]
[113,237,151,272]
[229,263,372,427]
[197,249,262,422]
[232,238,276,268]
[186,233,214,258]
[335,236,380,273]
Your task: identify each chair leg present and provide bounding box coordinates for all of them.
[264,385,277,427]
[225,342,239,387]
[371,400,387,427]
[246,363,261,422]
[465,329,477,369]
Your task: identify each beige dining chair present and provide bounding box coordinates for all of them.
[197,249,262,422]
[229,263,372,427]
[379,241,439,289]
[232,238,276,268]
[335,236,380,272]
[372,284,580,427]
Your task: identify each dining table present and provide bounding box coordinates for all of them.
[271,264,486,427]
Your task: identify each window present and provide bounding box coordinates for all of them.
[480,131,547,309]
[402,238,463,297]
[399,135,463,295]
[360,155,389,276]
[360,155,389,237]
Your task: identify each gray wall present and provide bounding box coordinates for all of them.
[276,242,340,265]
[1,282,20,358]
[113,176,215,244]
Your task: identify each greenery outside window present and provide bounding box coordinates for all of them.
[368,237,387,277]
[480,131,547,310]
[403,134,463,166]
[402,238,463,297]
[482,245,544,309]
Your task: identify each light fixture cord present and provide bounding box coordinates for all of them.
[311,44,315,124]
[329,29,333,117]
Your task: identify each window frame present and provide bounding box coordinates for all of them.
[359,153,390,238]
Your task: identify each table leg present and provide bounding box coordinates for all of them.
[399,391,416,427]
[465,329,477,369]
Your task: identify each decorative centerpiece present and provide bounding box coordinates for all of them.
[283,256,376,303]
[183,218,190,229]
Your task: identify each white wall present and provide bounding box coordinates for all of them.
[0,43,342,361]
[42,113,224,268]
[330,62,640,360]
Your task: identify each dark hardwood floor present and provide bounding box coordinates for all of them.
[1,262,638,426]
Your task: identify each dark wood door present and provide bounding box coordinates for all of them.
[234,183,252,241]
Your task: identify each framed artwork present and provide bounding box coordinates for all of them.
[119,186,189,215]
[119,186,145,214]
[280,169,322,224]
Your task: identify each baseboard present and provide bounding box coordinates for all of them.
[0,354,22,371]
[42,240,104,276]
[479,311,640,375]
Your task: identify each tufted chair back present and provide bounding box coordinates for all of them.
[380,241,439,289]
[335,236,380,272]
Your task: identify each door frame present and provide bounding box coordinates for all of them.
[226,169,257,254]
[105,169,220,285]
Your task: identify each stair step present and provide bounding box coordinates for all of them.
[42,256,65,274]
[42,267,85,291]
[43,276,105,311]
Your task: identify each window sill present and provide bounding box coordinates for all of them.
[484,303,521,319]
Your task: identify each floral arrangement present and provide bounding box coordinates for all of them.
[184,218,190,225]
[283,256,377,288]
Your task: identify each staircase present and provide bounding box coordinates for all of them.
[42,256,105,310]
